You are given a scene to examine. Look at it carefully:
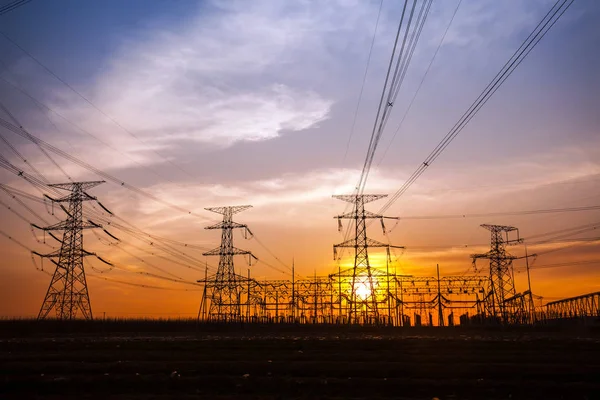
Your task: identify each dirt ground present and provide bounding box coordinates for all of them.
[1,325,599,399]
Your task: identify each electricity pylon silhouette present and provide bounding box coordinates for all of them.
[471,224,522,324]
[201,206,256,321]
[33,181,105,320]
[333,194,401,324]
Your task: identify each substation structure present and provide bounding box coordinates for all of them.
[197,195,540,326]
[544,292,600,322]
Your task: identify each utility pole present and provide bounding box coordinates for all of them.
[198,206,256,321]
[332,194,402,324]
[33,181,105,320]
[472,224,522,324]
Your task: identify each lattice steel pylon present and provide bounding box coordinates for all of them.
[201,206,256,321]
[34,181,105,320]
[471,224,522,323]
[333,194,401,324]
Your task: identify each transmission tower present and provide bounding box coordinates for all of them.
[333,194,401,324]
[33,181,105,320]
[471,224,522,323]
[200,206,256,321]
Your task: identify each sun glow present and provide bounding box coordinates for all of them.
[355,281,371,300]
[353,274,378,301]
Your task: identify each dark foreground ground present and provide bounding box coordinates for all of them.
[1,321,599,399]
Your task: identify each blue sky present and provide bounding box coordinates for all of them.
[0,0,599,316]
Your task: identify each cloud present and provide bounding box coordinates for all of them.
[49,0,399,152]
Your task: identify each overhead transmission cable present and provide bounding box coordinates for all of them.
[0,0,32,16]
[0,30,196,180]
[0,97,72,181]
[342,0,384,165]
[394,205,600,221]
[378,0,575,214]
[0,179,216,276]
[358,0,433,195]
[0,75,185,185]
[339,0,431,259]
[378,0,463,166]
[0,116,203,216]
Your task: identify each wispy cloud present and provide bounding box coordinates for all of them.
[50,0,398,153]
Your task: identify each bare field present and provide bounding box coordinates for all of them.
[1,322,599,399]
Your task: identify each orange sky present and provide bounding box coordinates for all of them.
[1,0,599,317]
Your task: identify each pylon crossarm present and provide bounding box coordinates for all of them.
[332,194,387,204]
[86,219,102,228]
[471,252,489,260]
[205,205,252,215]
[334,210,383,220]
[32,221,69,231]
[202,246,253,256]
[481,224,518,232]
[49,181,104,191]
[43,193,69,203]
[204,221,248,230]
[334,237,390,248]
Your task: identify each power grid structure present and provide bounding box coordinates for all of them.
[195,198,489,326]
[471,224,535,324]
[544,292,600,321]
[199,269,488,326]
[197,205,257,321]
[332,194,403,324]
[32,181,106,320]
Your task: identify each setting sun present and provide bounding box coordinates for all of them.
[353,274,378,301]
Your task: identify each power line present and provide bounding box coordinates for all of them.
[517,259,600,271]
[342,0,384,165]
[395,205,600,220]
[88,274,203,292]
[0,180,218,276]
[358,0,432,195]
[378,0,463,166]
[0,95,72,182]
[0,117,204,217]
[0,0,32,16]
[378,0,575,214]
[249,232,297,277]
[339,0,431,259]
[0,30,197,180]
[0,76,179,185]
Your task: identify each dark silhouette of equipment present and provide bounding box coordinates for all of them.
[471,224,522,323]
[33,181,105,320]
[333,194,402,324]
[199,206,256,321]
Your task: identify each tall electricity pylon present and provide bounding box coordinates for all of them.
[201,206,256,321]
[471,224,522,323]
[34,181,105,320]
[333,194,401,324]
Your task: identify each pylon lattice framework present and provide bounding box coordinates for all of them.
[201,205,256,321]
[471,224,522,323]
[34,181,104,320]
[333,194,402,323]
